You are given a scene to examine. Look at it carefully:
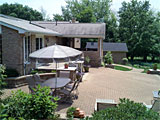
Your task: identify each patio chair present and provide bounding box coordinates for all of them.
[33,73,45,85]
[95,99,117,111]
[26,75,36,94]
[58,80,79,103]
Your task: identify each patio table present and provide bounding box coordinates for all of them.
[40,77,71,89]
[70,60,84,74]
[56,67,77,81]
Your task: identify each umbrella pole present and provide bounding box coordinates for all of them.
[55,61,57,96]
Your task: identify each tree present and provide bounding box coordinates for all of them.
[40,6,51,21]
[58,0,118,42]
[0,3,43,21]
[61,0,96,23]
[118,0,159,60]
[53,14,64,21]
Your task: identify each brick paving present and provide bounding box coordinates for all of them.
[2,67,160,115]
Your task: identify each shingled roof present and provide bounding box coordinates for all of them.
[0,14,60,36]
[31,21,106,39]
[86,42,128,52]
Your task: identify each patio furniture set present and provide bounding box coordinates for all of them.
[26,73,82,103]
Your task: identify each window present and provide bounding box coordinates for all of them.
[0,35,2,64]
[24,36,31,62]
[36,38,43,50]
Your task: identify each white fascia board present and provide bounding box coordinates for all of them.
[0,21,27,33]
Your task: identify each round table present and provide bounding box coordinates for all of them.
[41,77,71,89]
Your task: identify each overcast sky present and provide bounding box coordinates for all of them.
[0,0,160,18]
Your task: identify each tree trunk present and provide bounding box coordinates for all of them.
[151,56,155,62]
[143,56,147,62]
[131,56,134,61]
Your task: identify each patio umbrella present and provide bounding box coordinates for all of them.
[29,44,82,91]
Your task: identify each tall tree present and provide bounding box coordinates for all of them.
[0,3,43,21]
[118,0,159,60]
[58,0,118,42]
[40,6,51,21]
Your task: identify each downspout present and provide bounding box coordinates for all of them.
[23,36,26,75]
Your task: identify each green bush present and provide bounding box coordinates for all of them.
[153,63,158,70]
[104,51,113,64]
[5,68,19,77]
[83,98,160,120]
[3,85,59,119]
[66,107,76,118]
[122,58,128,65]
[0,65,7,101]
[85,56,90,65]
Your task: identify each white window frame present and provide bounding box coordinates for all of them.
[36,37,44,50]
[23,35,31,63]
[35,34,44,50]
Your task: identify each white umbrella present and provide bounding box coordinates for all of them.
[29,44,82,91]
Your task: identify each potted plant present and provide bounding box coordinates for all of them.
[64,63,69,69]
[104,51,114,68]
[153,63,157,70]
[84,56,90,72]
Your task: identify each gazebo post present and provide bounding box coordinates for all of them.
[98,38,103,64]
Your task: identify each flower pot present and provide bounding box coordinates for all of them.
[84,65,90,72]
[64,64,68,69]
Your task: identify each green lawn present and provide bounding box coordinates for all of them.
[114,65,132,71]
[126,61,160,73]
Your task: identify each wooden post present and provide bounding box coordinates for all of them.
[98,38,103,64]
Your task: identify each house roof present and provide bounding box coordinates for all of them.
[86,42,128,52]
[0,14,61,36]
[31,21,106,39]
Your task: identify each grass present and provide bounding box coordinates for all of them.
[114,65,132,71]
[126,61,160,73]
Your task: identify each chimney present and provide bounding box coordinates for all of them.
[72,18,76,23]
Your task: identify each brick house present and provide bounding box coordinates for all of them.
[0,14,105,75]
[86,42,128,64]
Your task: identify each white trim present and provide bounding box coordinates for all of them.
[0,21,27,33]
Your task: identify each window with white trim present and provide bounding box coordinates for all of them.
[36,38,43,50]
[24,36,31,62]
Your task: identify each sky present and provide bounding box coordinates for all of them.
[0,0,160,18]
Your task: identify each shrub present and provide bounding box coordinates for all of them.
[66,107,76,118]
[104,51,113,64]
[85,56,90,65]
[153,63,158,70]
[4,85,59,119]
[5,68,19,77]
[30,69,44,74]
[122,58,128,65]
[0,65,7,101]
[83,98,160,120]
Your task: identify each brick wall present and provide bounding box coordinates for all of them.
[2,26,24,75]
[83,51,101,67]
[103,51,127,64]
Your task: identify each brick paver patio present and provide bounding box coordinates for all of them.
[2,67,160,115]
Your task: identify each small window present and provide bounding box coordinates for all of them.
[36,38,43,50]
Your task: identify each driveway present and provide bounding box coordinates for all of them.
[58,67,160,115]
